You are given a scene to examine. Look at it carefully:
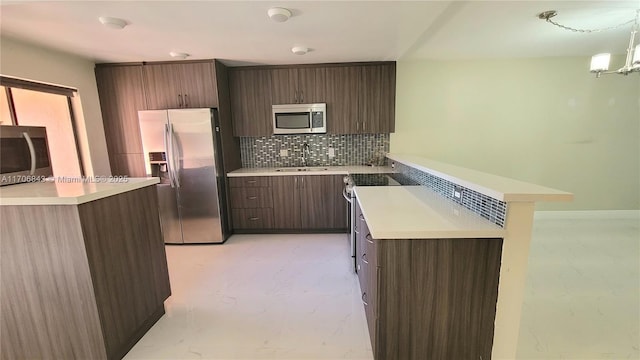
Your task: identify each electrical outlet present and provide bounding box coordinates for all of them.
[328,147,335,158]
[279,149,288,157]
[391,161,396,168]
[453,185,463,201]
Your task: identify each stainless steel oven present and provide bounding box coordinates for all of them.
[343,173,419,272]
[0,125,53,186]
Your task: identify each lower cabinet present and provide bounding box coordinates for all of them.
[229,175,347,231]
[0,186,171,360]
[355,200,503,359]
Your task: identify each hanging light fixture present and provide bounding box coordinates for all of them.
[538,9,640,78]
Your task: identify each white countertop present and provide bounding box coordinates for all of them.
[0,178,160,206]
[354,186,506,239]
[387,154,574,203]
[227,165,394,177]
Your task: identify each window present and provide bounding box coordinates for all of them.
[1,76,83,177]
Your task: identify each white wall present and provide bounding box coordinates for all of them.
[392,56,640,211]
[0,36,111,176]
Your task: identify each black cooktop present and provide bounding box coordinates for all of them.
[351,173,420,186]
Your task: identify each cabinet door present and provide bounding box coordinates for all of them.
[325,66,360,134]
[271,68,298,104]
[178,62,218,108]
[271,176,301,229]
[299,175,346,229]
[229,69,273,137]
[297,67,326,104]
[143,63,183,109]
[358,64,396,133]
[95,65,147,176]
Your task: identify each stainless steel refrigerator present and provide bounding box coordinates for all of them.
[138,108,228,244]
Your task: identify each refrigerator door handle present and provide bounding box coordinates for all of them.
[163,124,176,188]
[169,123,181,188]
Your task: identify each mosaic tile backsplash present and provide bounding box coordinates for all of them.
[240,134,389,168]
[391,160,507,227]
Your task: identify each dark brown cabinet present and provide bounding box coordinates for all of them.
[325,66,360,134]
[355,201,503,360]
[357,64,396,134]
[143,62,218,110]
[272,175,347,230]
[229,68,273,137]
[229,175,347,231]
[271,67,325,104]
[94,64,147,176]
[228,62,396,136]
[96,60,240,178]
[1,185,170,360]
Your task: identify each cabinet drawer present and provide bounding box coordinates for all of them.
[229,176,270,188]
[230,187,273,208]
[231,208,274,229]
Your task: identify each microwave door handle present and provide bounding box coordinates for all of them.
[22,132,37,175]
[163,124,176,188]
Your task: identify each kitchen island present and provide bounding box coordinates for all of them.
[355,154,573,360]
[0,178,171,360]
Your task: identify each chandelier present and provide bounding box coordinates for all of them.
[538,9,640,77]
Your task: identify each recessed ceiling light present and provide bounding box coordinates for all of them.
[169,52,190,60]
[98,16,127,30]
[268,7,292,22]
[291,46,309,55]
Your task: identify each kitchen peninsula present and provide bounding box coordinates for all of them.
[355,154,573,359]
[0,178,171,360]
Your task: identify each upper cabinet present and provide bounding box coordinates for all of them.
[271,67,326,104]
[357,63,396,134]
[144,62,218,109]
[325,66,360,134]
[229,68,273,137]
[229,62,396,137]
[95,60,240,177]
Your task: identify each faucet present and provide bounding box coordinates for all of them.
[301,143,310,167]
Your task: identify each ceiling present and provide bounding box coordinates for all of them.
[1,1,639,66]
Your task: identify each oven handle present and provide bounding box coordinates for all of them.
[342,188,353,203]
[22,132,37,175]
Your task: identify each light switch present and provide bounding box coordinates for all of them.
[280,149,288,157]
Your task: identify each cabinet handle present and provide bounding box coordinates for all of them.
[246,180,257,184]
[362,292,368,306]
[178,94,183,108]
[248,217,260,221]
[366,234,373,244]
[354,225,359,234]
[247,196,258,200]
[301,176,304,187]
[300,89,304,103]
[294,90,298,103]
[362,253,369,264]
[184,94,189,107]
[295,177,298,187]
[359,214,365,221]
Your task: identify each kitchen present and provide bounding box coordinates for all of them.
[1,1,639,360]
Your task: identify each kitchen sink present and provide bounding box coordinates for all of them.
[275,167,329,172]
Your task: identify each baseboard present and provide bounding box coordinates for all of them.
[534,210,640,220]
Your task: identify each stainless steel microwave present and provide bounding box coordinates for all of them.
[0,125,53,186]
[272,103,326,135]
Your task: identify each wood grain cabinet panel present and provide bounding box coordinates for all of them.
[272,175,347,231]
[231,208,274,229]
[229,68,273,137]
[271,67,326,104]
[325,65,360,134]
[358,63,396,134]
[230,187,273,208]
[144,62,218,110]
[229,176,270,188]
[0,186,170,360]
[95,64,147,176]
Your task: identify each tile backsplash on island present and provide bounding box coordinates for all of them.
[391,161,507,227]
[240,134,389,168]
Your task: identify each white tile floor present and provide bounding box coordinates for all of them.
[125,216,639,360]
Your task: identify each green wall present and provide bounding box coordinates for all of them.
[392,56,640,210]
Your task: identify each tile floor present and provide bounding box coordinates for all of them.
[125,216,639,360]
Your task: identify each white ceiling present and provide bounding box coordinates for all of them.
[1,1,639,66]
